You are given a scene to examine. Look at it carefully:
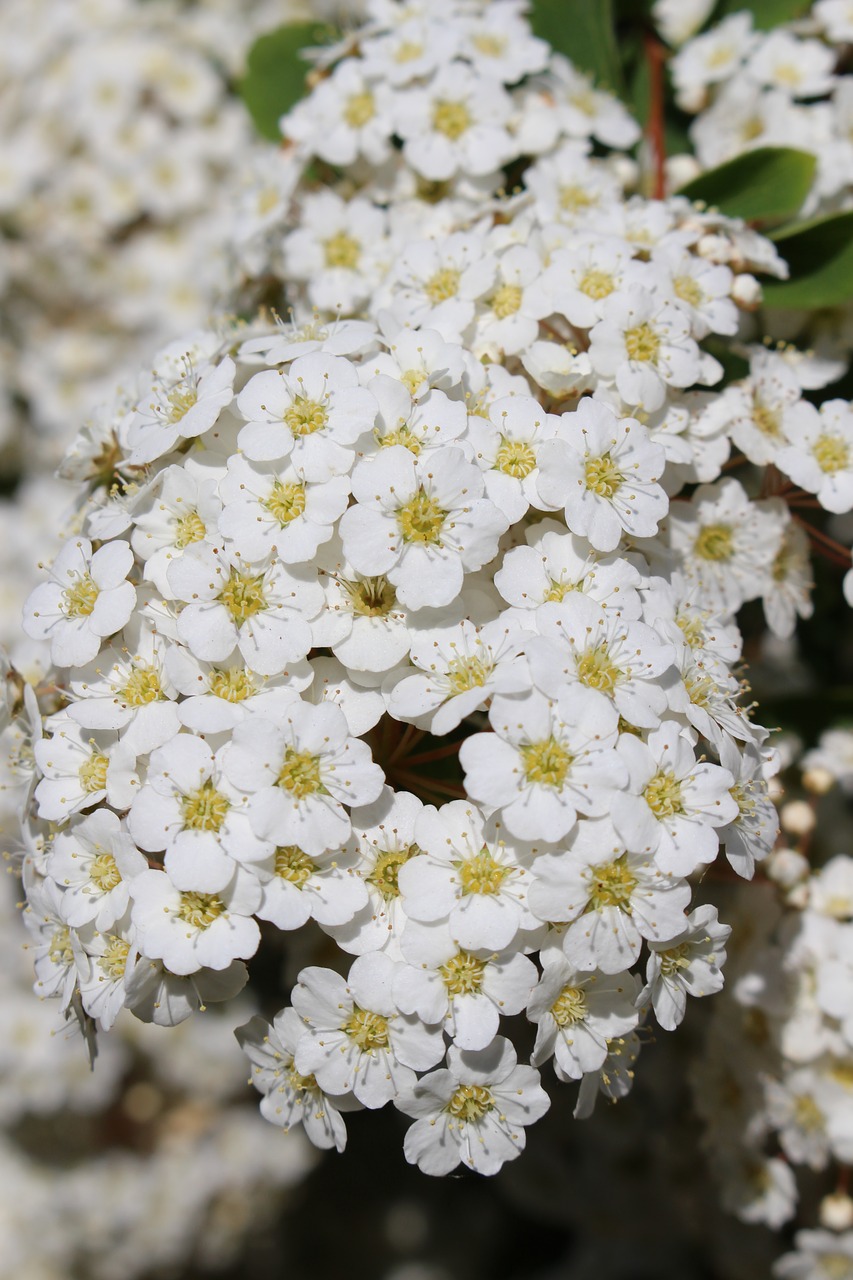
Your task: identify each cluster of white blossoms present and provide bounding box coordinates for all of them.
[670,2,853,217]
[0,0,311,470]
[691,732,853,1279]
[11,0,853,1188]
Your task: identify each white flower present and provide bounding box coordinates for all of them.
[641,903,730,1030]
[282,193,390,314]
[218,455,350,563]
[167,542,322,676]
[129,867,261,975]
[396,63,514,181]
[527,955,640,1080]
[535,400,668,551]
[774,1229,853,1280]
[527,593,676,730]
[283,60,396,168]
[366,375,468,456]
[611,721,738,874]
[24,536,136,669]
[493,520,643,616]
[397,800,539,951]
[236,1009,357,1152]
[745,31,836,99]
[396,1036,550,1175]
[395,921,536,1049]
[65,623,180,754]
[326,787,424,957]
[128,732,270,893]
[588,288,702,413]
[292,954,445,1108]
[127,355,235,466]
[528,816,691,973]
[254,840,368,932]
[667,478,786,615]
[466,395,563,524]
[221,703,384,856]
[34,716,138,822]
[46,809,146,931]
[130,460,223,597]
[165,646,310,734]
[472,245,547,359]
[460,687,626,842]
[385,617,530,735]
[776,400,853,514]
[340,444,508,610]
[236,352,378,480]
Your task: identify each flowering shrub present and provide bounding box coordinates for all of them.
[8,1,853,1230]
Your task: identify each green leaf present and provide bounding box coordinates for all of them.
[763,212,853,310]
[239,23,320,142]
[529,0,623,94]
[714,0,812,29]
[676,147,816,223]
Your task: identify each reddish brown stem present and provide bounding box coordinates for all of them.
[645,32,667,201]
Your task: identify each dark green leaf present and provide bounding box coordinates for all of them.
[529,0,623,94]
[714,0,812,29]
[676,147,816,223]
[763,212,853,310]
[239,23,320,142]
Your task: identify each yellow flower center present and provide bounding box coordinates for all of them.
[440,951,486,996]
[218,569,268,624]
[676,612,706,648]
[395,40,423,63]
[343,91,375,127]
[62,573,99,618]
[559,184,594,213]
[323,233,361,270]
[491,283,523,318]
[343,1006,390,1052]
[693,523,734,562]
[342,575,398,618]
[367,844,419,900]
[552,984,587,1026]
[181,780,230,832]
[584,453,624,498]
[752,402,781,439]
[121,665,161,706]
[400,368,425,396]
[100,935,130,980]
[624,323,660,363]
[658,941,691,977]
[793,1093,825,1132]
[274,844,316,887]
[178,891,226,929]
[674,276,703,308]
[576,643,622,693]
[263,480,306,527]
[397,489,447,544]
[472,32,507,57]
[277,748,324,798]
[90,852,122,892]
[544,578,578,603]
[174,508,206,547]
[445,652,493,694]
[166,385,198,423]
[209,667,256,702]
[377,424,421,454]
[814,433,850,474]
[520,737,572,788]
[645,769,684,819]
[424,267,461,303]
[579,269,615,300]
[447,1083,494,1121]
[818,1254,853,1280]
[458,847,510,896]
[432,99,471,139]
[587,854,638,911]
[79,753,109,794]
[495,437,536,478]
[49,927,75,967]
[284,396,328,437]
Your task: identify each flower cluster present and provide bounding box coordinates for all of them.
[691,729,853,1278]
[0,0,305,471]
[670,3,853,217]
[11,0,853,1189]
